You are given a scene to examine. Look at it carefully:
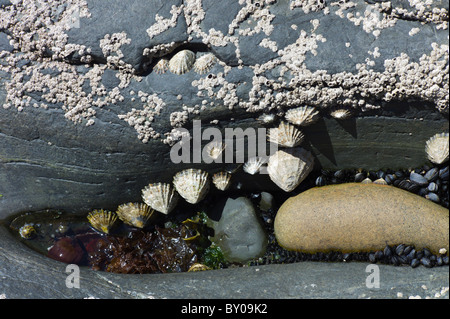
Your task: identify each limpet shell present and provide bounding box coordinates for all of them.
[188,263,212,272]
[116,202,155,228]
[285,106,320,126]
[169,49,196,75]
[425,132,449,165]
[267,121,304,147]
[193,53,216,74]
[267,148,314,192]
[205,141,226,160]
[212,171,232,191]
[87,209,118,234]
[19,224,37,239]
[142,182,179,215]
[173,169,210,204]
[153,58,169,74]
[243,156,266,175]
[330,108,352,119]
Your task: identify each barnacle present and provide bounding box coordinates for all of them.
[87,209,118,234]
[116,203,155,229]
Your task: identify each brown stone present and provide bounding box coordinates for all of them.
[274,183,449,254]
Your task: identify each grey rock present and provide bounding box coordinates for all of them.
[259,192,274,212]
[210,197,267,263]
[0,224,448,299]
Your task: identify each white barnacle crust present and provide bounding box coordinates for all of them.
[212,171,232,191]
[267,121,304,148]
[173,169,210,204]
[267,148,314,192]
[425,132,449,164]
[243,156,266,175]
[285,106,320,126]
[169,49,196,75]
[142,182,179,215]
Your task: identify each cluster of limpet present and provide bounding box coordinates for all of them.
[153,50,217,75]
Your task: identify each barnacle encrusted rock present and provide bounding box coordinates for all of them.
[0,0,449,219]
[274,183,449,254]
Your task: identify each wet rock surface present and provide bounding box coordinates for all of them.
[275,183,449,254]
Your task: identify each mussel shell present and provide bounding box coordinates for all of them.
[424,167,439,182]
[409,172,429,186]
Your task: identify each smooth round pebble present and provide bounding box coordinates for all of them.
[274,183,449,254]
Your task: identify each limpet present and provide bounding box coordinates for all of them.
[169,49,196,75]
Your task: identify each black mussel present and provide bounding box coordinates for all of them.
[416,251,424,260]
[425,192,440,203]
[443,256,449,265]
[410,258,420,268]
[374,250,384,261]
[424,167,439,182]
[315,176,326,186]
[406,248,416,260]
[420,257,433,268]
[398,179,410,190]
[384,174,396,185]
[410,172,429,186]
[369,253,376,263]
[383,245,393,257]
[377,170,386,179]
[436,256,443,266]
[393,179,402,187]
[403,245,413,256]
[368,171,377,181]
[390,256,400,266]
[423,248,432,257]
[354,172,366,183]
[342,253,351,261]
[418,188,429,197]
[407,182,420,193]
[334,170,345,180]
[395,244,406,256]
[427,182,438,192]
[395,170,405,179]
[439,166,449,181]
[398,255,409,264]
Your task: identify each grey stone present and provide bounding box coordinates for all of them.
[210,197,267,263]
